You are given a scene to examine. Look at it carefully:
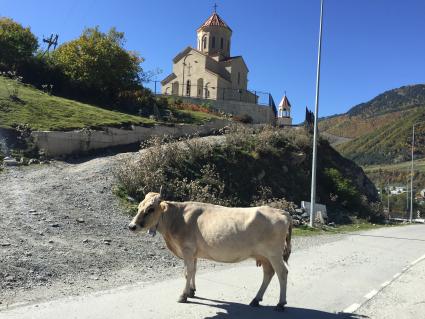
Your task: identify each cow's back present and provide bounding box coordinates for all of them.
[177,202,290,263]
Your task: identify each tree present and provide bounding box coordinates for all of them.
[0,17,38,69]
[52,27,143,100]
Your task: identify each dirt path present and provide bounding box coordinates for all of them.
[0,140,345,308]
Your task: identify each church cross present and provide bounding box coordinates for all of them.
[213,3,218,13]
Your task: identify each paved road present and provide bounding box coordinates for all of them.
[1,225,424,319]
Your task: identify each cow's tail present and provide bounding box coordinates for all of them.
[283,220,292,272]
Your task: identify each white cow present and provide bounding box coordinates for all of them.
[129,192,292,311]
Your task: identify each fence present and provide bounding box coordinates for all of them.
[144,81,273,107]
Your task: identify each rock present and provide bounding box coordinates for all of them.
[3,157,19,166]
[328,222,336,227]
[28,159,40,165]
[82,239,89,244]
[48,240,54,244]
[76,218,85,223]
[24,252,32,257]
[5,275,16,282]
[301,212,309,218]
[103,239,112,245]
[295,208,304,214]
[126,196,136,202]
[50,223,60,228]
[1,243,11,247]
[29,209,37,213]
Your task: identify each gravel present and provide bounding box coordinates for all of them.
[0,141,346,307]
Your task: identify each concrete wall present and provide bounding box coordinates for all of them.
[31,119,230,157]
[168,96,275,124]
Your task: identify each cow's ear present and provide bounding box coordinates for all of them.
[159,201,168,213]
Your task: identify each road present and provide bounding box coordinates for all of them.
[1,225,424,319]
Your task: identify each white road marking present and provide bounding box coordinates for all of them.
[364,289,378,300]
[410,254,425,266]
[343,303,361,313]
[381,281,391,287]
[393,273,401,279]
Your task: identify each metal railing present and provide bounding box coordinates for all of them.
[144,81,273,107]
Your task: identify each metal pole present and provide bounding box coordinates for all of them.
[387,181,390,215]
[309,0,325,227]
[410,124,415,222]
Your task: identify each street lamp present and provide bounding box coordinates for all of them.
[182,53,192,96]
[309,0,325,227]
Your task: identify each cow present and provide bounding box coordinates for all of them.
[128,192,292,311]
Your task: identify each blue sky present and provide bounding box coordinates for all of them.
[2,0,424,123]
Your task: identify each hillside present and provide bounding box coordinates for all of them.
[116,128,380,223]
[0,76,220,131]
[364,158,425,190]
[319,84,425,165]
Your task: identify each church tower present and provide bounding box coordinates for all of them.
[196,9,232,60]
[277,94,293,126]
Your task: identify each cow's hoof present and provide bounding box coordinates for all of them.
[178,294,188,303]
[249,299,261,307]
[188,288,196,298]
[274,303,286,312]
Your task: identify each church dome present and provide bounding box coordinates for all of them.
[197,12,232,32]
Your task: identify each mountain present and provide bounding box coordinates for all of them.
[319,84,425,165]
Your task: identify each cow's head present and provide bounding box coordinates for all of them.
[128,192,167,236]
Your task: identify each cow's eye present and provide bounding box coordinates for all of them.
[147,207,154,214]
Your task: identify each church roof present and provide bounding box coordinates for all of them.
[279,95,291,108]
[197,12,232,32]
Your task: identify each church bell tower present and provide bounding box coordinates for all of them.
[196,7,232,60]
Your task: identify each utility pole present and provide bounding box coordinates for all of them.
[42,34,59,56]
[387,181,390,216]
[309,0,325,227]
[410,124,415,223]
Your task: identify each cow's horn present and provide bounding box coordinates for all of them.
[159,186,163,198]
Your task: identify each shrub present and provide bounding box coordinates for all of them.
[115,126,378,222]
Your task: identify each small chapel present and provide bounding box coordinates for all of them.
[161,8,256,103]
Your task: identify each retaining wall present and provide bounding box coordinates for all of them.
[31,119,230,157]
[163,95,276,124]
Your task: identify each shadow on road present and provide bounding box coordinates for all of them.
[190,297,368,319]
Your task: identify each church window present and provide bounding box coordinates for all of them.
[186,80,191,96]
[220,38,224,49]
[202,36,207,50]
[212,36,215,48]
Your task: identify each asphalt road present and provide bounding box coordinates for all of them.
[1,224,424,319]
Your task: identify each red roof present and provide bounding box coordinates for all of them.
[197,12,231,31]
[279,95,291,108]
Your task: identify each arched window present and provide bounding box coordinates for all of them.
[220,38,224,49]
[172,81,179,95]
[212,36,215,48]
[202,36,207,50]
[197,78,204,98]
[186,80,191,96]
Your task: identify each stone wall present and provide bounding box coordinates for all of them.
[31,119,230,157]
[164,95,276,124]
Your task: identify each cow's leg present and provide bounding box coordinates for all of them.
[189,258,197,298]
[178,251,195,303]
[249,259,275,307]
[269,255,288,312]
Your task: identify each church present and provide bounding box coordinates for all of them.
[161,8,292,125]
[161,9,256,103]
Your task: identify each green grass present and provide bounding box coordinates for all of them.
[0,76,157,131]
[170,108,221,125]
[293,221,397,237]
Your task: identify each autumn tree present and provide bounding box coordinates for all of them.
[0,17,38,69]
[52,27,143,100]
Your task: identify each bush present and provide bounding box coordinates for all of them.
[115,126,379,222]
[233,114,253,124]
[0,17,38,70]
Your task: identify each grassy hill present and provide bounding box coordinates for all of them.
[0,76,156,131]
[319,84,425,165]
[0,76,219,131]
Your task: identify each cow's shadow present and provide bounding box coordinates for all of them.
[190,297,368,319]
